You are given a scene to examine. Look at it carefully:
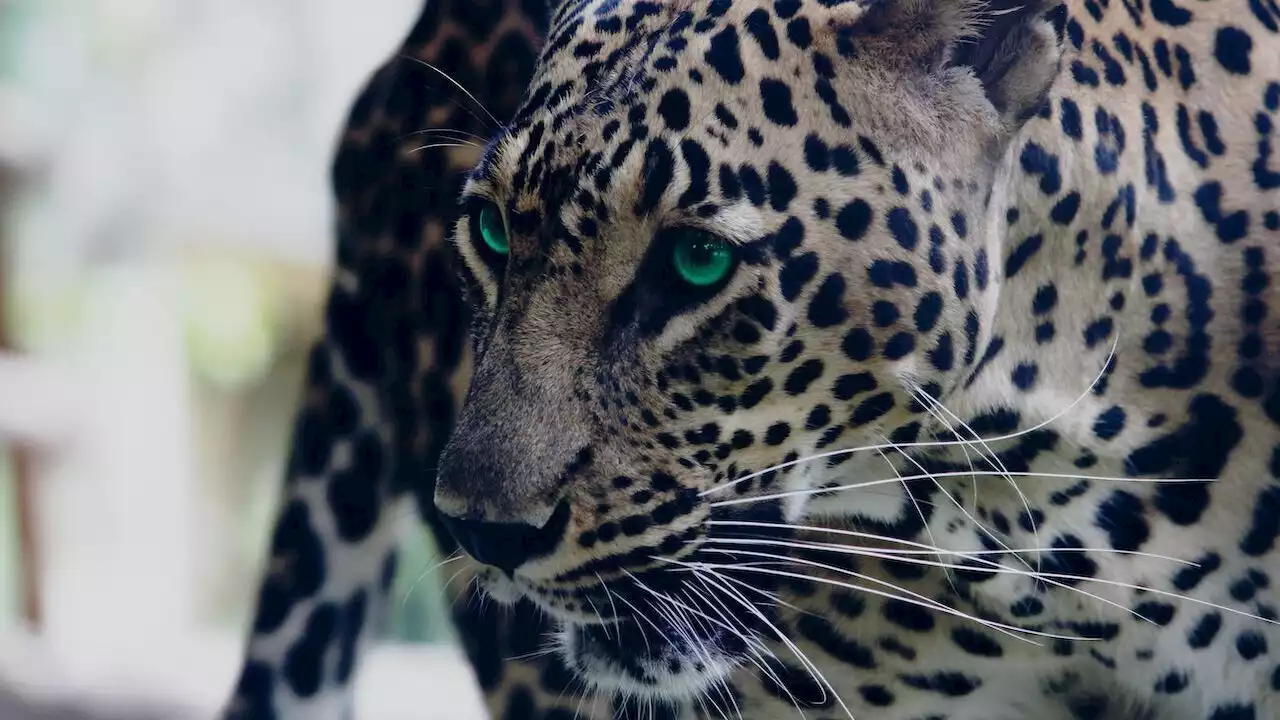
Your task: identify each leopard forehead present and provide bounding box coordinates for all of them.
[470,0,1009,218]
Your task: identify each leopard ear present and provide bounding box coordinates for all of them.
[821,0,988,72]
[950,0,1062,123]
[825,0,1061,124]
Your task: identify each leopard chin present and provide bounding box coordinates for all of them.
[560,617,743,702]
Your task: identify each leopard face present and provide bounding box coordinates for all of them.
[433,0,1058,699]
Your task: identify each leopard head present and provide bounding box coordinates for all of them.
[434,0,1060,699]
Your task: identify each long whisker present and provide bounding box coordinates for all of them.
[625,574,735,695]
[596,572,624,652]
[679,584,768,669]
[432,563,473,610]
[410,135,481,149]
[714,674,745,720]
[888,426,1038,574]
[692,693,715,720]
[700,538,1154,627]
[670,601,733,716]
[571,683,588,720]
[671,549,800,612]
[402,56,503,130]
[675,554,1094,643]
[455,573,481,614]
[409,142,475,154]
[703,336,1120,496]
[623,570,768,656]
[700,681,733,720]
[644,586,711,679]
[704,518,1198,622]
[690,566,852,720]
[695,570,837,712]
[710,468,1217,509]
[583,593,612,641]
[905,383,1041,574]
[684,572,795,713]
[872,437,960,591]
[398,127,491,144]
[929,384,984,512]
[700,542,1280,630]
[608,591,657,657]
[685,573,780,662]
[505,645,561,662]
[705,520,1200,565]
[401,550,464,608]
[906,384,1034,568]
[401,130,483,148]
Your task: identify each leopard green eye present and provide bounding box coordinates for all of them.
[479,203,509,254]
[671,231,735,287]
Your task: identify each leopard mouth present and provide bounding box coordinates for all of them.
[479,563,762,699]
[469,503,800,698]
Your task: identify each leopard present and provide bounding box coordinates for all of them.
[220,0,1280,717]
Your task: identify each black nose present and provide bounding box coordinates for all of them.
[438,501,572,574]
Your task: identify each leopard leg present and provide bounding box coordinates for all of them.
[223,335,417,720]
[221,1,559,717]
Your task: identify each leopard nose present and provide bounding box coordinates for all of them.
[437,500,572,574]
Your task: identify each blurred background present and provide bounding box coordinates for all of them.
[0,1,482,717]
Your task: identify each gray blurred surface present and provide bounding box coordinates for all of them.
[0,686,190,720]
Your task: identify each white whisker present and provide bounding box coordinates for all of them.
[700,539,1279,632]
[399,127,490,144]
[685,572,795,716]
[624,571,767,656]
[401,550,464,609]
[583,593,612,641]
[677,553,1096,644]
[505,645,560,662]
[699,538,1157,628]
[902,384,1039,574]
[872,437,959,591]
[714,674,745,720]
[596,573,624,652]
[703,336,1120,497]
[690,566,850,720]
[409,142,475,154]
[609,591,657,657]
[710,468,1216,509]
[402,56,503,129]
[704,520,1199,565]
[685,574,779,662]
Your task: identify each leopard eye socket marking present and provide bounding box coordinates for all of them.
[670,228,736,288]
[479,202,509,254]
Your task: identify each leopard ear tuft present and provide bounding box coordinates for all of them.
[950,0,1063,124]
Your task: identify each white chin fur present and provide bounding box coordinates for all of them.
[475,567,522,604]
[560,624,736,702]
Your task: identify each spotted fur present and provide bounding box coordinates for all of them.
[224,0,1280,718]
